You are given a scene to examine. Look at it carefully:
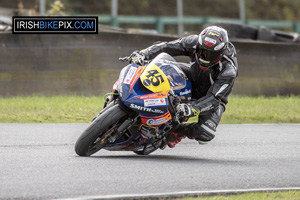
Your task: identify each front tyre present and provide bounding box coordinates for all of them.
[75,104,128,156]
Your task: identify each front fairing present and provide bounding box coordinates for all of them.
[104,53,193,151]
[117,64,168,116]
[118,53,192,105]
[117,53,192,124]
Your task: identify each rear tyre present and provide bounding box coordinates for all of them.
[75,105,128,156]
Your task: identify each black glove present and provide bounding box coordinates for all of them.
[128,50,146,65]
[176,103,200,117]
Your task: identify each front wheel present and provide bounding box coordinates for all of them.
[75,104,128,156]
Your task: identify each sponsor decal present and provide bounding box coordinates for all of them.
[145,115,171,125]
[214,42,225,51]
[204,41,215,47]
[151,118,166,125]
[200,104,213,112]
[180,89,192,96]
[138,91,168,99]
[129,104,164,114]
[140,112,172,126]
[118,67,127,97]
[204,37,217,44]
[144,98,166,107]
[124,67,137,84]
[146,119,155,125]
[208,32,220,37]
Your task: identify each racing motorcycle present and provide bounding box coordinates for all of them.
[75,53,192,156]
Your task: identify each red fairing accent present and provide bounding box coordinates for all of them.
[129,66,146,92]
[137,91,168,100]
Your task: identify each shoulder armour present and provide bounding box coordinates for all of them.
[221,65,237,78]
[181,35,198,49]
[224,42,237,57]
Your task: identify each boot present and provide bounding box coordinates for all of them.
[165,123,196,148]
[166,132,185,148]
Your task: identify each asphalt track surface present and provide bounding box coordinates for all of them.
[1,123,300,200]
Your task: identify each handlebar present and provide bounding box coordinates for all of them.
[119,56,130,62]
[119,56,150,65]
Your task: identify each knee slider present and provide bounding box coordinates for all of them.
[194,120,216,143]
[195,125,215,142]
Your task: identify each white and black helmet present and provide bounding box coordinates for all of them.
[195,26,229,69]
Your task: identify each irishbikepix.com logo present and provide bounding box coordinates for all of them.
[12,16,98,34]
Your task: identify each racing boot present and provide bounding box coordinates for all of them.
[166,122,216,147]
[165,123,194,148]
[166,132,185,148]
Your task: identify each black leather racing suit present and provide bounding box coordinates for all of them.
[142,35,238,143]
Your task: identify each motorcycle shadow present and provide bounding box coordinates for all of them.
[90,154,247,166]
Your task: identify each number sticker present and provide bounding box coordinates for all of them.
[144,70,164,86]
[140,64,170,93]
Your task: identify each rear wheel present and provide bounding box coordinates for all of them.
[75,105,128,156]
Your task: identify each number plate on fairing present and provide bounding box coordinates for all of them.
[140,64,171,93]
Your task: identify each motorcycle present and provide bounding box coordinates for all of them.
[75,53,192,156]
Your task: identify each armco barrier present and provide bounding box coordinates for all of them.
[0,31,299,96]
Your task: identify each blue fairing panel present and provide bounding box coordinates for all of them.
[158,63,192,102]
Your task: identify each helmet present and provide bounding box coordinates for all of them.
[195,26,229,69]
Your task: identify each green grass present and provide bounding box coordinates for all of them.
[0,96,105,123]
[178,190,300,200]
[222,96,300,124]
[0,95,300,123]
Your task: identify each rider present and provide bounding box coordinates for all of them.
[128,26,238,148]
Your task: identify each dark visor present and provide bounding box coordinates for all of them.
[198,48,222,64]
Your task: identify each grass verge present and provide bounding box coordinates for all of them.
[178,190,300,200]
[0,95,300,123]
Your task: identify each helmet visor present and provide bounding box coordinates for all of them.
[197,48,222,67]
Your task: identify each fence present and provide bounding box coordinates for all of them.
[0,31,300,97]
[97,15,300,34]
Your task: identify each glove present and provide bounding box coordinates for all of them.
[176,103,200,117]
[128,50,146,65]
